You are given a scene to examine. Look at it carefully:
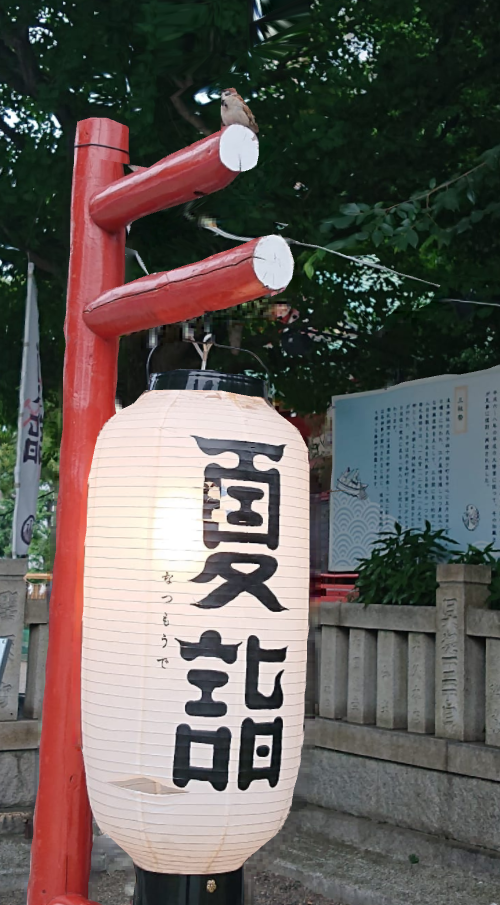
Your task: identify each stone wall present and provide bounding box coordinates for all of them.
[305,564,500,852]
[297,747,500,853]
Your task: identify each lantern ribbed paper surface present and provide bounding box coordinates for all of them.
[82,388,309,874]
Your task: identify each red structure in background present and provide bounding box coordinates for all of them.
[310,571,358,605]
[278,413,356,604]
[27,118,293,905]
[278,410,312,444]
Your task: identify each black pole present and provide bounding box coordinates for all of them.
[133,865,244,905]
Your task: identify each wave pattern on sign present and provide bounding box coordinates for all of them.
[330,495,399,570]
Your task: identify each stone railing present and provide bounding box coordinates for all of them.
[0,560,49,824]
[0,561,49,725]
[316,564,500,782]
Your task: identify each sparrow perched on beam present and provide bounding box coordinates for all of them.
[221,88,259,134]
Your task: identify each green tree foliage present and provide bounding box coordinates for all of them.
[0,424,56,567]
[1,0,500,435]
[0,0,314,421]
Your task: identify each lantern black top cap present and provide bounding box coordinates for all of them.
[149,369,268,399]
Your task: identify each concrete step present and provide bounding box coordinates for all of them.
[291,803,500,881]
[4,810,500,904]
[258,812,500,905]
[93,812,500,905]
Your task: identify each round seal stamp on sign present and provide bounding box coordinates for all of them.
[462,504,480,532]
[21,515,35,546]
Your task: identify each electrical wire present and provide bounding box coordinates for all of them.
[198,220,500,308]
[0,489,55,524]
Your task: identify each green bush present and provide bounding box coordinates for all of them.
[355,522,455,607]
[451,543,500,609]
[355,525,500,608]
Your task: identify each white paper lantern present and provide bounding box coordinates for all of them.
[82,375,309,875]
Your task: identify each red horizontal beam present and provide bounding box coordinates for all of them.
[90,125,258,233]
[83,235,294,339]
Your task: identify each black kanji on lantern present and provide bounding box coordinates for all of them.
[173,725,231,791]
[176,632,241,718]
[194,436,284,549]
[191,552,285,612]
[245,635,287,710]
[177,631,241,664]
[171,431,289,801]
[185,669,229,717]
[238,717,283,790]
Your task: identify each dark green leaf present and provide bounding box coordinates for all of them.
[340,203,361,216]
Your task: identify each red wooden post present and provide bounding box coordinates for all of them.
[27,117,292,905]
[27,118,129,905]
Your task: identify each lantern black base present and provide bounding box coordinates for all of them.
[132,865,244,905]
[149,369,267,400]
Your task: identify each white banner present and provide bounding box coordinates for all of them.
[12,263,43,557]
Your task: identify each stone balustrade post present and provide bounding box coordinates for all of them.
[319,625,348,720]
[376,631,408,730]
[485,638,500,747]
[435,563,490,742]
[24,623,49,720]
[347,628,377,724]
[0,559,27,721]
[407,633,435,734]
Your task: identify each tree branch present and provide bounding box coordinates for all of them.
[170,77,212,137]
[3,26,46,98]
[26,250,61,278]
[0,21,76,146]
[0,243,62,279]
[0,40,26,95]
[0,220,62,279]
[384,161,489,213]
